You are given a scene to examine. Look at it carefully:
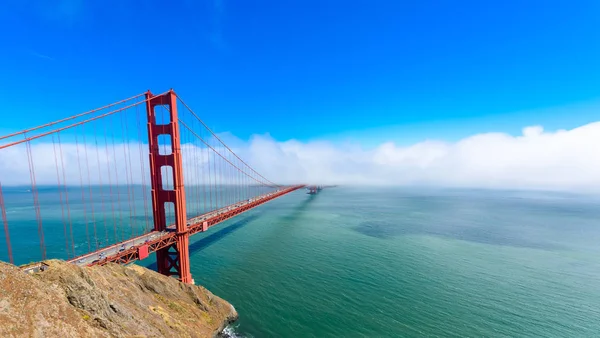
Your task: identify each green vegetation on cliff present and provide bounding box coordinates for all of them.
[0,260,237,337]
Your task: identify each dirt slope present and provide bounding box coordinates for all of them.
[0,260,237,337]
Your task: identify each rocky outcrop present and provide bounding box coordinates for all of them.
[0,260,237,337]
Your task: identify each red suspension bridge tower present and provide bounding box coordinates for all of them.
[146,90,192,284]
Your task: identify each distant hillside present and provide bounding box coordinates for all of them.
[0,260,237,337]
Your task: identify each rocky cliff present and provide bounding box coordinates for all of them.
[0,260,238,337]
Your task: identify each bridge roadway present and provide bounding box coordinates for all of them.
[67,185,305,267]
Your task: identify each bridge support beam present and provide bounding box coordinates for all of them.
[146,90,193,284]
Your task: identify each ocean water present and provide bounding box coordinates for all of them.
[3,187,600,336]
[180,187,600,337]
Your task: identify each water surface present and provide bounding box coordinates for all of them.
[3,186,600,337]
[178,187,600,337]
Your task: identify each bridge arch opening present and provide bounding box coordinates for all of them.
[164,201,175,228]
[160,165,174,191]
[153,104,172,125]
[157,134,172,155]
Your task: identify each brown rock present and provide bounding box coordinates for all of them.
[0,260,238,338]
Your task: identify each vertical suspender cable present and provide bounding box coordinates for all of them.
[75,130,91,253]
[82,132,98,250]
[0,182,14,264]
[120,110,135,237]
[135,102,151,233]
[57,133,75,257]
[94,130,109,248]
[109,114,124,241]
[52,134,70,258]
[123,109,139,235]
[25,138,46,260]
[102,124,118,244]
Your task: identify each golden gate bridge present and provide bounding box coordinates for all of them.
[0,90,323,284]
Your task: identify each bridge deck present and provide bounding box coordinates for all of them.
[67,185,305,267]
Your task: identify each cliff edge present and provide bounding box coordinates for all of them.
[0,260,238,337]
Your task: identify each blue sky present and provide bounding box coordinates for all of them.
[1,0,600,145]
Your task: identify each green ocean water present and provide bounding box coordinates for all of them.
[167,187,600,337]
[3,187,600,336]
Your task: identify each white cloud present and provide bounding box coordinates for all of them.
[240,122,600,192]
[2,122,600,192]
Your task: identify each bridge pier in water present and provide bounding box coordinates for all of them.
[146,90,193,284]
